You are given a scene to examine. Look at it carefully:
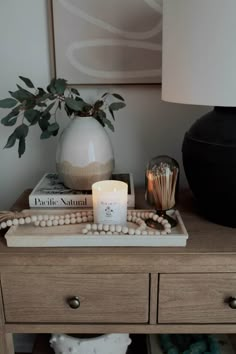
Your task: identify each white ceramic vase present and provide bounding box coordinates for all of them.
[56,116,114,190]
[50,333,131,354]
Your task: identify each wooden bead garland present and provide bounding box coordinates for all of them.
[0,210,172,236]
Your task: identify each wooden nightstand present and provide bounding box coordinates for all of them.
[1,189,236,354]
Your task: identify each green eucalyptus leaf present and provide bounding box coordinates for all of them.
[9,89,34,103]
[24,109,40,125]
[48,122,59,132]
[41,101,55,116]
[16,85,34,96]
[41,112,51,121]
[109,107,115,120]
[109,102,126,111]
[55,78,67,95]
[103,117,114,132]
[101,92,109,98]
[71,88,80,96]
[15,124,29,139]
[65,97,87,112]
[1,107,20,126]
[40,130,51,139]
[1,115,17,126]
[0,98,17,108]
[19,76,34,88]
[4,132,17,148]
[47,79,57,94]
[39,118,49,131]
[37,87,46,96]
[18,136,26,157]
[112,93,125,101]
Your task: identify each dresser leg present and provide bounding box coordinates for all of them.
[0,334,14,354]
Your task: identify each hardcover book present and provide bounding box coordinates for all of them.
[29,173,135,208]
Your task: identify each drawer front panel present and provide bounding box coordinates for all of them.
[2,273,149,323]
[159,273,236,323]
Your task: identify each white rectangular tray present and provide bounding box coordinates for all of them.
[5,209,188,247]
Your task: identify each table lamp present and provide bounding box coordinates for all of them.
[162,0,236,227]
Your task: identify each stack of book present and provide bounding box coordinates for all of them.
[29,173,135,209]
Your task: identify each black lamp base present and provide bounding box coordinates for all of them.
[182,106,236,228]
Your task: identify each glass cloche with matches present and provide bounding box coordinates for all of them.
[145,155,179,228]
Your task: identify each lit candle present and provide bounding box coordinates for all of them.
[92,180,128,225]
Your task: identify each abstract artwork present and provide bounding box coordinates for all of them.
[51,0,162,84]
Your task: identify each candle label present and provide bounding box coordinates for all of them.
[95,198,126,224]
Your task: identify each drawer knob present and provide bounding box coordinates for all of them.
[228,297,236,309]
[68,296,80,309]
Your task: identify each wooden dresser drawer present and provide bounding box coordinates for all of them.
[159,273,236,323]
[2,273,149,323]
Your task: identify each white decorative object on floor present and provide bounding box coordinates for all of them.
[4,209,189,247]
[50,333,131,354]
[56,116,114,190]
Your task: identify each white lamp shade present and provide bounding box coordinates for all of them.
[162,0,236,106]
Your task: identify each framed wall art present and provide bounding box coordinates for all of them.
[49,0,162,84]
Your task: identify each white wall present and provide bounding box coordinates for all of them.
[0,0,210,210]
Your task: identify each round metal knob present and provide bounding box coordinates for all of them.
[67,296,80,309]
[228,297,236,309]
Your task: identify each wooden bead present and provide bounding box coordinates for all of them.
[40,221,46,227]
[31,215,37,222]
[59,219,65,226]
[122,226,128,234]
[1,222,7,229]
[135,229,141,235]
[82,216,88,223]
[128,228,135,235]
[70,217,76,224]
[6,220,13,227]
[153,215,158,221]
[19,218,25,225]
[86,224,92,230]
[115,225,122,233]
[98,224,103,231]
[53,220,59,226]
[46,220,53,227]
[110,225,115,232]
[76,217,82,223]
[12,219,19,225]
[92,224,97,231]
[64,219,70,225]
[25,217,31,224]
[103,225,109,232]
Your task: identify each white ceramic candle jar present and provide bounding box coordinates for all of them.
[92,180,128,225]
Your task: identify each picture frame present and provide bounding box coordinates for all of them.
[48,0,162,85]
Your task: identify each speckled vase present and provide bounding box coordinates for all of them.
[56,116,114,190]
[49,333,131,354]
